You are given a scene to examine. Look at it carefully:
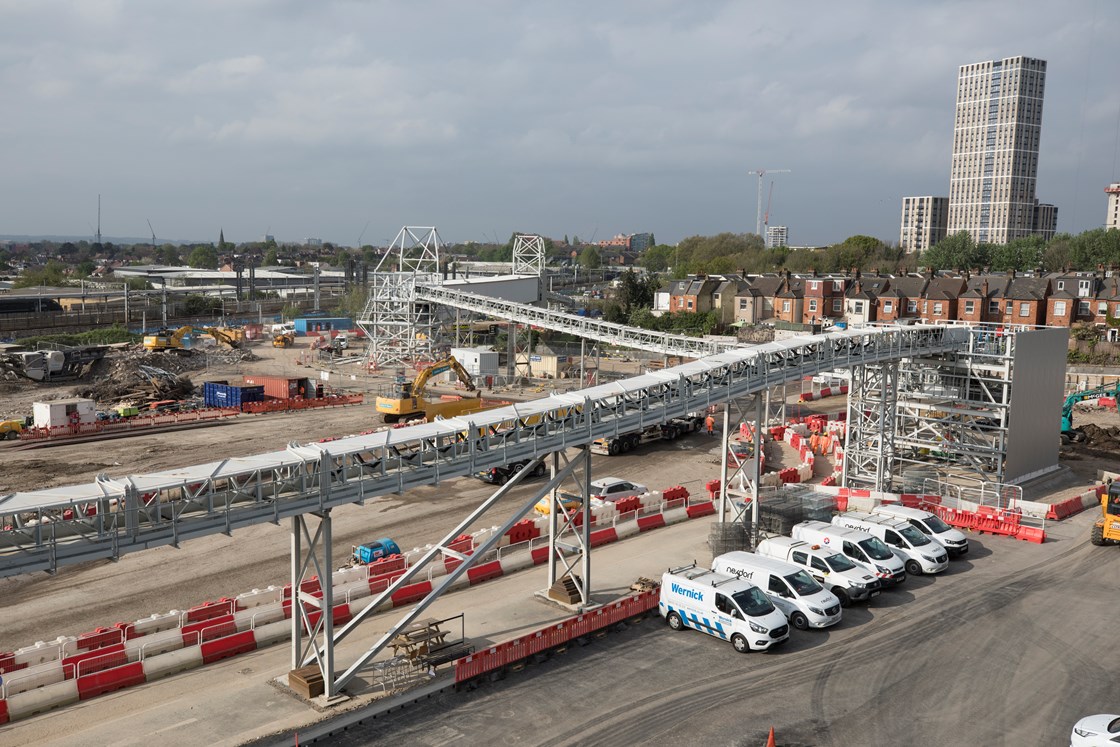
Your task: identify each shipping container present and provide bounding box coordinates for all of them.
[242,375,302,400]
[202,382,265,410]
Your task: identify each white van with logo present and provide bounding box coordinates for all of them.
[872,504,969,557]
[712,551,842,630]
[791,521,906,587]
[659,564,790,652]
[831,512,948,575]
[755,536,881,607]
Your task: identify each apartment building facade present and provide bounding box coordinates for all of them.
[899,196,948,253]
[947,56,1049,244]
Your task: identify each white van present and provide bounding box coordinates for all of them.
[755,536,881,607]
[872,504,969,557]
[831,512,948,576]
[791,521,906,587]
[659,564,789,652]
[712,551,842,630]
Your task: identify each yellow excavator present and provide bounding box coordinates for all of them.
[143,326,243,351]
[273,332,295,348]
[375,356,484,423]
[1090,482,1120,546]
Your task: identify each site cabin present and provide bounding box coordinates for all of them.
[32,398,96,429]
[591,415,705,456]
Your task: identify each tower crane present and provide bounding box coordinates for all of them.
[747,168,790,237]
[764,181,775,230]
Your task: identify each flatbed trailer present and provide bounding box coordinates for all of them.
[590,415,704,456]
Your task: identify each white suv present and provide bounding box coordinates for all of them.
[589,478,647,502]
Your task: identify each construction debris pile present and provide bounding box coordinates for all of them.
[67,346,257,406]
[1071,423,1120,452]
[73,359,195,405]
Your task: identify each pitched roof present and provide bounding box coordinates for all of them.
[922,276,966,301]
[879,276,928,299]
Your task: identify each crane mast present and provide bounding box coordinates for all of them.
[747,168,790,237]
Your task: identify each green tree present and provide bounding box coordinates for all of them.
[76,260,96,277]
[616,269,658,315]
[161,245,180,265]
[13,261,69,288]
[579,246,602,269]
[264,247,279,266]
[187,245,218,269]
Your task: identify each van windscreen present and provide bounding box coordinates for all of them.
[859,537,894,560]
[784,570,823,596]
[898,525,932,546]
[924,514,951,533]
[825,553,857,572]
[732,587,776,617]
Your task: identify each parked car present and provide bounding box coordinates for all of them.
[474,459,547,485]
[1071,714,1120,746]
[589,478,647,502]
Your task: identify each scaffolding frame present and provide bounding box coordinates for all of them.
[846,325,1020,490]
[357,272,444,369]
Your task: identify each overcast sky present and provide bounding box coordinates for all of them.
[2,0,1118,248]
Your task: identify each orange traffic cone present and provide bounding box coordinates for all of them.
[765,726,776,747]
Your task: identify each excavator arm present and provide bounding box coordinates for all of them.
[411,356,477,399]
[1062,382,1120,434]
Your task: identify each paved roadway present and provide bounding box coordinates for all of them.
[5,500,1116,747]
[280,512,1120,747]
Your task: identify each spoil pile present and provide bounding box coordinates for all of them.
[1076,423,1120,451]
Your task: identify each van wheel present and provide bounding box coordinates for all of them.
[904,560,922,576]
[532,463,546,478]
[666,612,684,631]
[790,612,809,631]
[833,588,851,607]
[731,634,749,653]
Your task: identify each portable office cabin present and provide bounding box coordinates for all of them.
[33,397,96,428]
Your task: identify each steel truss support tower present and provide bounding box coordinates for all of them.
[291,509,340,701]
[843,362,899,492]
[296,447,595,695]
[512,234,545,277]
[892,327,1015,485]
[358,225,448,369]
[357,272,443,369]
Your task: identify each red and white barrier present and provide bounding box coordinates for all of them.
[0,483,711,723]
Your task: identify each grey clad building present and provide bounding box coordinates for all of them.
[900,196,948,253]
[947,56,1051,244]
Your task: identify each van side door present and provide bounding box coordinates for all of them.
[842,540,868,566]
[807,554,831,584]
[907,518,931,536]
[713,592,740,636]
[766,575,795,616]
[883,528,906,551]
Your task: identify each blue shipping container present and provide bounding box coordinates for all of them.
[202,382,265,410]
